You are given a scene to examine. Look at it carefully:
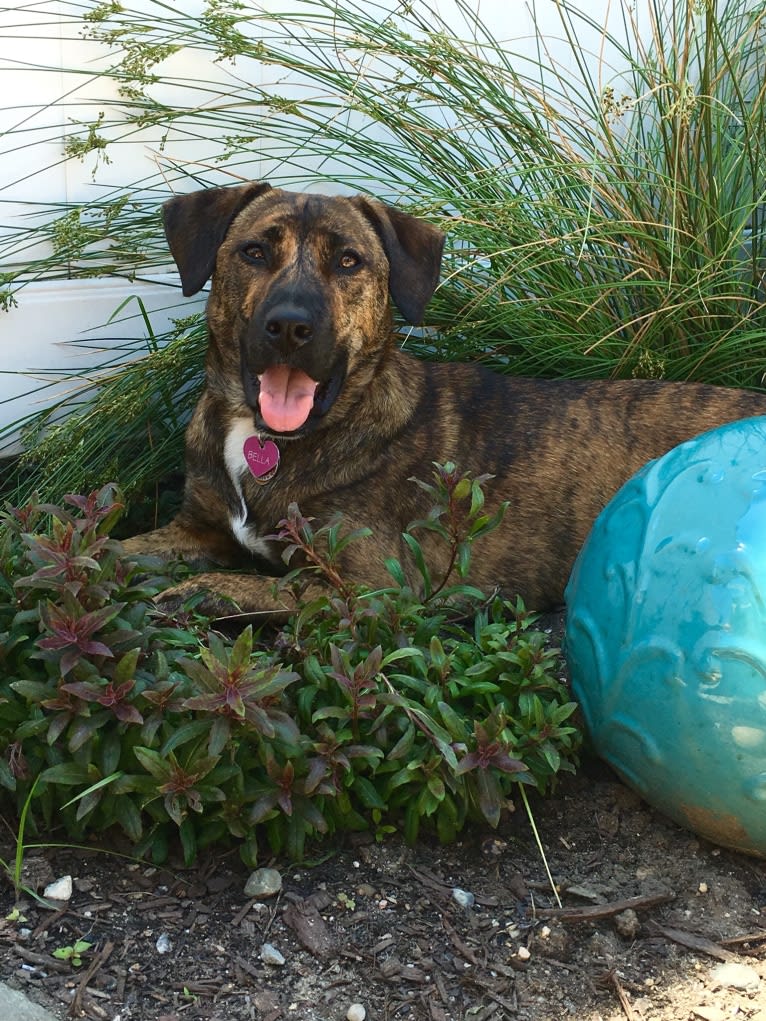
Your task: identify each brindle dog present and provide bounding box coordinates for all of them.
[122,182,766,614]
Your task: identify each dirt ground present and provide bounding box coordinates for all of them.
[2,763,766,1021]
[2,614,766,1021]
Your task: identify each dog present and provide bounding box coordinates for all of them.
[122,182,766,615]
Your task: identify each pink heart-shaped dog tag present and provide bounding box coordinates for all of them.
[243,435,280,479]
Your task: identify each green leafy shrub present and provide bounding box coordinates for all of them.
[0,468,580,864]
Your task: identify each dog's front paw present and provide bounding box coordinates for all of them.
[154,579,243,619]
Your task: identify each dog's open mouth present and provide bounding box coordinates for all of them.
[255,365,343,434]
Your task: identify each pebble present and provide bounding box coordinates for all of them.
[245,867,282,899]
[614,908,640,940]
[451,887,475,909]
[260,943,286,966]
[692,1006,726,1021]
[517,946,531,961]
[710,961,760,991]
[155,933,172,954]
[481,837,508,858]
[346,1005,366,1021]
[43,875,73,902]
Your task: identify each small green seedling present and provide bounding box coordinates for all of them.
[52,940,93,967]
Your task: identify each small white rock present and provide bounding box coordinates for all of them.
[452,887,475,909]
[260,942,286,966]
[698,882,709,894]
[710,961,760,991]
[347,1004,366,1021]
[43,875,73,902]
[517,946,531,961]
[245,867,282,900]
[692,1005,726,1021]
[155,933,172,954]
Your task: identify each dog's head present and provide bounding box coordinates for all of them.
[162,183,445,437]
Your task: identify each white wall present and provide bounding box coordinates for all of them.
[0,0,628,450]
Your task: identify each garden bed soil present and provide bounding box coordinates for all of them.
[2,763,766,1021]
[2,614,766,1021]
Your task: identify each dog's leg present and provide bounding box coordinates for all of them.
[152,570,330,620]
[121,523,203,558]
[121,524,297,617]
[120,521,241,571]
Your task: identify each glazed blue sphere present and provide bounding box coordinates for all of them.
[565,416,766,856]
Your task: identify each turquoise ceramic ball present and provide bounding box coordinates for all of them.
[565,416,766,856]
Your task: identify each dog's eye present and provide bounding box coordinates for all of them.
[240,243,267,265]
[338,250,361,271]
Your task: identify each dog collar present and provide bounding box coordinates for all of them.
[243,435,280,484]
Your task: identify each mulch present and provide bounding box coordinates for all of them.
[3,764,766,1021]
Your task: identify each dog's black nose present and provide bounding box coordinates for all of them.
[263,304,313,351]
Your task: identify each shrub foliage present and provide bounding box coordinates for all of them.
[0,468,580,864]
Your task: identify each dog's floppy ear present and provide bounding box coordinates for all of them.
[162,182,273,296]
[352,198,445,324]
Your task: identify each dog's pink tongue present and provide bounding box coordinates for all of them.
[258,366,318,432]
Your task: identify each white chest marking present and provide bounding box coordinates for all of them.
[223,417,274,556]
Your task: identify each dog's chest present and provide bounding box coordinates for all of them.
[223,416,276,556]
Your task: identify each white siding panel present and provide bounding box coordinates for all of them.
[1,276,204,452]
[0,0,635,441]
